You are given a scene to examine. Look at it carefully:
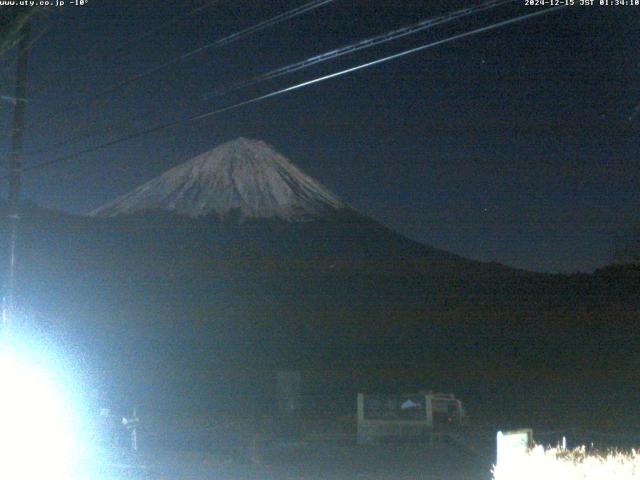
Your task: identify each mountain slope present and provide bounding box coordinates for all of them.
[91,137,344,221]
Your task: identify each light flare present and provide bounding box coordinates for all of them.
[0,334,84,480]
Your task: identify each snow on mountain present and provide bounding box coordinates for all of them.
[91,138,345,221]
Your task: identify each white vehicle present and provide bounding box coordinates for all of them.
[356,391,466,444]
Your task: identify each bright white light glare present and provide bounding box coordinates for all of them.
[0,341,80,480]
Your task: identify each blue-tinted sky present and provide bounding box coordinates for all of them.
[1,0,638,273]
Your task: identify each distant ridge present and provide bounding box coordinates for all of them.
[91,137,345,221]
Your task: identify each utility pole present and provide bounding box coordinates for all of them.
[2,22,31,329]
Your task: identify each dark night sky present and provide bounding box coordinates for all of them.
[1,0,638,273]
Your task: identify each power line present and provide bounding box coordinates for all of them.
[19,6,565,178]
[205,0,515,99]
[191,6,565,122]
[23,0,512,157]
[28,0,335,128]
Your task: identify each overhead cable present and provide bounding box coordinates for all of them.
[205,0,515,99]
[19,6,565,177]
[28,0,335,127]
[25,0,510,156]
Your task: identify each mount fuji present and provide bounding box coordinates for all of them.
[91,138,345,221]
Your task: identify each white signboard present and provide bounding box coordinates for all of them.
[496,429,532,466]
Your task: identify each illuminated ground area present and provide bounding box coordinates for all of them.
[493,446,640,480]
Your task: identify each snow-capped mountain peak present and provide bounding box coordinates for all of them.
[91,137,345,221]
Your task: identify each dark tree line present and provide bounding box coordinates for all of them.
[613,224,640,265]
